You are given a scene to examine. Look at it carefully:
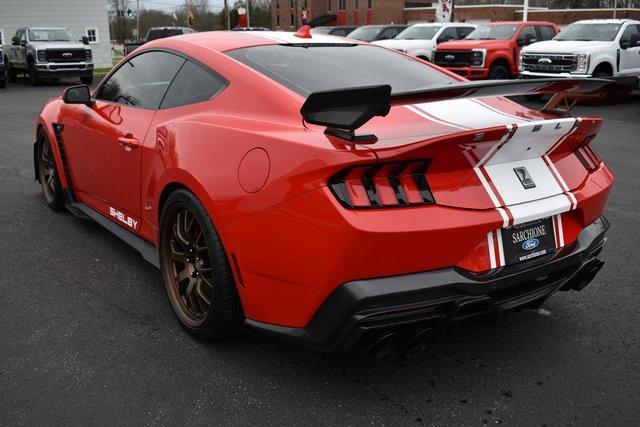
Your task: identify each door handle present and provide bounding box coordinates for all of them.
[118,134,139,151]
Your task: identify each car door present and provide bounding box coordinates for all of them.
[618,24,640,75]
[61,50,185,230]
[12,30,26,67]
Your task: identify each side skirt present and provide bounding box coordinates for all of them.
[67,202,160,269]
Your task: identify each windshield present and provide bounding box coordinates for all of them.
[396,26,440,40]
[28,29,73,42]
[227,44,455,96]
[466,24,518,40]
[348,27,382,42]
[554,23,622,42]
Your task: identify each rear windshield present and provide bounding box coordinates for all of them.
[227,44,455,96]
[554,23,622,42]
[466,24,518,40]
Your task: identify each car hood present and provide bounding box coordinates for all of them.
[523,40,612,53]
[437,39,508,50]
[372,39,432,50]
[30,41,88,50]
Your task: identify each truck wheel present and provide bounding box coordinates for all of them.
[80,75,93,85]
[28,63,40,86]
[488,63,510,80]
[159,189,244,340]
[6,59,17,83]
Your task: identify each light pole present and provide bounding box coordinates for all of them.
[247,0,251,27]
[224,0,231,30]
[523,0,529,22]
[613,0,618,18]
[136,0,140,39]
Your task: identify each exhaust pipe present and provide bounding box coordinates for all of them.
[571,259,604,291]
[404,328,433,358]
[365,332,399,359]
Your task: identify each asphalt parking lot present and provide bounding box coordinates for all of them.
[1,80,639,426]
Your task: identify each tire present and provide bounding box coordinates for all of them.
[80,75,93,85]
[36,129,65,211]
[488,63,510,80]
[28,62,40,86]
[6,59,17,83]
[159,189,244,340]
[593,69,611,78]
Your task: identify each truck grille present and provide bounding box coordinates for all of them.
[521,53,577,73]
[44,49,87,63]
[433,51,471,67]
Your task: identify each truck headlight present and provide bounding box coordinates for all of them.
[470,49,485,67]
[518,53,524,72]
[85,50,92,60]
[575,52,589,74]
[37,50,47,62]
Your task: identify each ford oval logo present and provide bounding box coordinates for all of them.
[445,54,455,61]
[522,238,540,251]
[538,58,552,64]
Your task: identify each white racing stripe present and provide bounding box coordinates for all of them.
[414,99,531,129]
[487,231,497,269]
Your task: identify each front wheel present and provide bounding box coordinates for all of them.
[6,59,17,83]
[37,130,65,211]
[488,64,510,80]
[159,189,244,340]
[28,63,40,86]
[80,75,93,85]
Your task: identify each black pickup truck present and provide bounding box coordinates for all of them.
[124,27,196,56]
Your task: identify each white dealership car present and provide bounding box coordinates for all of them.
[520,19,640,80]
[372,22,476,62]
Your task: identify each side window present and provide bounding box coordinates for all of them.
[538,26,556,41]
[439,27,458,42]
[19,30,26,43]
[97,51,185,109]
[620,24,640,44]
[518,26,537,44]
[380,28,399,40]
[160,60,226,109]
[332,29,348,37]
[456,26,474,39]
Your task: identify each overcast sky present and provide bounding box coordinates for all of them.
[139,0,227,12]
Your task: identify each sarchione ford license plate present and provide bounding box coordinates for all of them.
[501,217,556,265]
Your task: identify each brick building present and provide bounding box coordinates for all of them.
[272,1,640,30]
[271,0,407,29]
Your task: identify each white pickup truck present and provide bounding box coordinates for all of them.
[520,19,640,81]
[372,22,476,62]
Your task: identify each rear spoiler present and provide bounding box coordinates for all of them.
[300,76,637,142]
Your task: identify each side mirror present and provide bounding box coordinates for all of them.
[630,33,640,48]
[516,38,525,46]
[12,36,19,46]
[82,36,89,45]
[63,85,93,106]
[620,39,630,49]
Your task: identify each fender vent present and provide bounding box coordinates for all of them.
[52,123,77,200]
[329,160,435,209]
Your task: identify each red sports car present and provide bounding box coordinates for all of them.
[34,29,614,358]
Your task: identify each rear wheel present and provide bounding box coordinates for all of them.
[159,189,244,340]
[37,130,65,211]
[488,63,510,80]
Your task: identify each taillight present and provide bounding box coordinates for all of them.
[329,160,435,209]
[575,137,602,172]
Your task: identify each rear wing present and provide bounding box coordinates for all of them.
[300,76,637,142]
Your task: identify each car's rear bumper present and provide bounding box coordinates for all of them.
[246,216,608,353]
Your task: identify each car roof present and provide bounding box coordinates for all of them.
[485,21,554,26]
[145,30,366,53]
[574,19,639,24]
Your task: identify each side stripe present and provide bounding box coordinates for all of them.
[406,105,471,131]
[487,231,497,269]
[496,229,505,267]
[556,213,565,247]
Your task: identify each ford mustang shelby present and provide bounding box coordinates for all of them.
[35,28,615,358]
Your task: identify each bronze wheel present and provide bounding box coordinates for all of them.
[159,189,244,340]
[161,206,215,327]
[37,131,64,210]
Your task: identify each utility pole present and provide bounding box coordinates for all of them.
[247,0,251,27]
[224,0,231,30]
[613,0,618,18]
[136,0,140,39]
[523,0,529,21]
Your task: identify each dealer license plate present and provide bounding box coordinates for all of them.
[501,217,556,265]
